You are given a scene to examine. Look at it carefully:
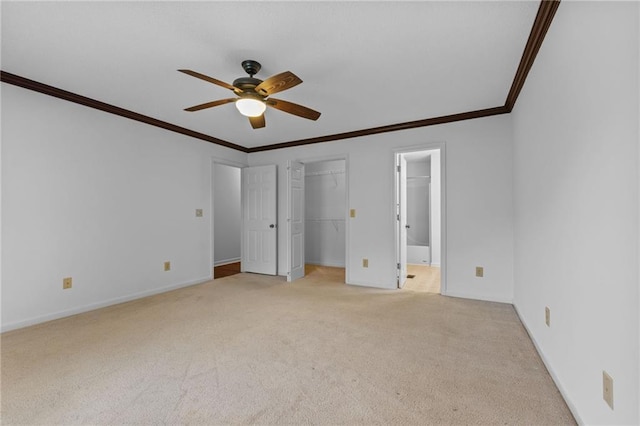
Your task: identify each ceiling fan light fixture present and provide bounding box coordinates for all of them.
[235,97,266,117]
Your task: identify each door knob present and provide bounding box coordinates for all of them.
[270,224,276,228]
[405,224,411,229]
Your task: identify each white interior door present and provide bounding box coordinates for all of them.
[242,165,277,275]
[288,161,305,282]
[398,155,408,288]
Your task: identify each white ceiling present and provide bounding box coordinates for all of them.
[1,1,539,149]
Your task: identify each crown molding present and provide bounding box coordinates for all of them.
[505,0,561,112]
[0,71,249,153]
[1,0,560,154]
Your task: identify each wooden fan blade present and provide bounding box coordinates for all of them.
[266,98,321,121]
[184,98,236,112]
[249,114,266,129]
[178,69,238,92]
[254,71,302,96]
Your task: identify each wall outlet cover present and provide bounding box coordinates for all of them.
[350,209,356,218]
[63,277,72,289]
[362,258,368,268]
[475,266,484,277]
[164,261,171,271]
[195,209,203,217]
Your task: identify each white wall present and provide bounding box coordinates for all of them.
[249,114,514,302]
[512,2,639,425]
[213,163,241,266]
[305,159,346,267]
[1,84,247,331]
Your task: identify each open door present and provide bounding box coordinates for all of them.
[397,155,408,288]
[242,165,277,275]
[287,161,305,282]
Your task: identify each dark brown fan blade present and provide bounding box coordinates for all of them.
[249,114,266,129]
[184,98,236,112]
[178,69,238,92]
[254,71,302,96]
[266,98,321,121]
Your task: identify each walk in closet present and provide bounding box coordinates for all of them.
[305,159,346,267]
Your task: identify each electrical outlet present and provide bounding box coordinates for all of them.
[350,209,356,218]
[475,266,483,277]
[545,307,551,326]
[164,261,171,271]
[362,258,368,268]
[603,371,614,409]
[195,209,203,217]
[63,277,72,289]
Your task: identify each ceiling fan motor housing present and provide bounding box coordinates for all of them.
[241,60,261,77]
[232,77,263,94]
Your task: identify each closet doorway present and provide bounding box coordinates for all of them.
[212,162,242,279]
[288,158,347,283]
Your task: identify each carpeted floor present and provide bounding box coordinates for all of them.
[1,266,575,425]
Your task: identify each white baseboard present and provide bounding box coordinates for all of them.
[1,275,212,333]
[513,304,583,425]
[346,280,395,290]
[306,261,346,268]
[214,258,241,267]
[444,290,512,304]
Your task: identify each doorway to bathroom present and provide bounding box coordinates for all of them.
[395,148,444,293]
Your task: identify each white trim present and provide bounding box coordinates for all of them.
[513,305,584,425]
[305,261,346,268]
[1,276,212,333]
[393,143,447,295]
[347,280,391,290]
[214,258,241,267]
[444,291,512,305]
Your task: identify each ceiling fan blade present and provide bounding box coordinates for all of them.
[254,71,302,96]
[184,98,236,112]
[266,98,321,121]
[178,69,238,92]
[249,114,266,129]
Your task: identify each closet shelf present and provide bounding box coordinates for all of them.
[305,170,345,177]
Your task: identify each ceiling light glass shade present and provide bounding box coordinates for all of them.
[235,98,266,117]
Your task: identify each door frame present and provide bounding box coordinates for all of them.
[210,157,247,277]
[287,160,305,282]
[287,154,350,283]
[393,143,447,294]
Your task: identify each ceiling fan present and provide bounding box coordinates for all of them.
[179,60,321,129]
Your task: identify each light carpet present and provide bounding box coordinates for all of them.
[1,267,575,425]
